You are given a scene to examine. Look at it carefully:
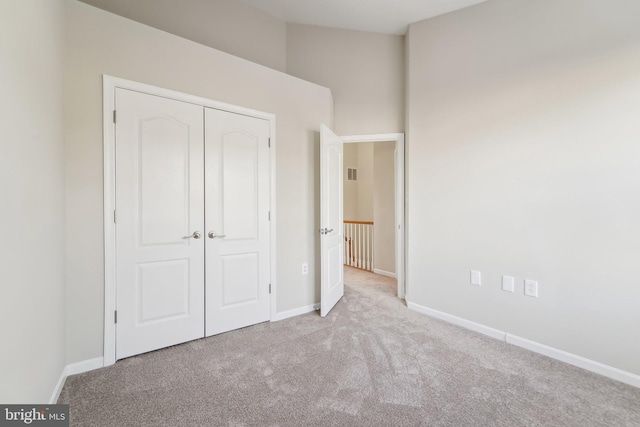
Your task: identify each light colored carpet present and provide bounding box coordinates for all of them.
[59,267,640,426]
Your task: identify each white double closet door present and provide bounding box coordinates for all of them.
[115,88,270,360]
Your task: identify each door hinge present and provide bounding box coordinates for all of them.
[114,310,118,324]
[268,138,271,148]
[113,110,117,123]
[269,284,271,294]
[113,210,117,223]
[268,211,271,221]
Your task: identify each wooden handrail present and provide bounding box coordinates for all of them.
[344,220,374,225]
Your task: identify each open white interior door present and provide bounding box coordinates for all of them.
[320,124,344,317]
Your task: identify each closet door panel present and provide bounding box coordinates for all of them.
[205,108,271,336]
[115,88,205,359]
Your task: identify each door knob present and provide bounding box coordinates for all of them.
[208,231,226,239]
[185,231,201,239]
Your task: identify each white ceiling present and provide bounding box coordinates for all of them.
[240,0,488,35]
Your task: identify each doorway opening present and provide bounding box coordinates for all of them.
[341,133,405,299]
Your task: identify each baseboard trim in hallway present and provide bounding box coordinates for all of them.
[407,301,640,389]
[373,268,396,279]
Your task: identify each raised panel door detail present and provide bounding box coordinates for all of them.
[328,246,342,292]
[221,132,258,241]
[221,253,259,307]
[139,117,190,246]
[137,260,190,323]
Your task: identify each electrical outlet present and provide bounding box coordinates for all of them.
[524,279,538,298]
[301,263,308,275]
[502,275,515,292]
[471,270,481,286]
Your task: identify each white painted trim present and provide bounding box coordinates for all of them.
[407,301,640,389]
[340,133,405,299]
[66,357,105,376]
[103,76,116,367]
[49,369,67,404]
[407,302,506,340]
[395,135,405,300]
[505,335,640,389]
[342,133,405,143]
[373,268,397,279]
[49,357,104,404]
[103,75,276,366]
[271,304,320,322]
[268,122,278,322]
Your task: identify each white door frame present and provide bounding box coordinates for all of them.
[102,75,277,366]
[340,133,406,299]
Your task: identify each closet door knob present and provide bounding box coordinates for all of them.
[208,231,226,239]
[191,231,202,239]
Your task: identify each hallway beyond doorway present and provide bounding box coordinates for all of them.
[344,265,398,299]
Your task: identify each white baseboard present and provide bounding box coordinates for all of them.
[49,368,68,404]
[271,303,320,322]
[407,301,640,389]
[407,302,506,341]
[49,357,105,404]
[505,335,640,389]
[373,269,397,279]
[66,357,104,376]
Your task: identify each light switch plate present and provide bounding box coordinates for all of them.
[471,270,482,286]
[524,279,538,297]
[502,275,515,292]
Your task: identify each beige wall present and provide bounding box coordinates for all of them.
[407,0,640,375]
[79,0,287,72]
[373,143,396,274]
[343,142,375,222]
[64,1,332,364]
[72,5,406,136]
[356,144,374,221]
[343,144,358,220]
[0,0,67,402]
[287,24,405,135]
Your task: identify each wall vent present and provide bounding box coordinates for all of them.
[347,168,358,181]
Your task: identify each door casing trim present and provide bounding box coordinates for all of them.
[102,75,277,366]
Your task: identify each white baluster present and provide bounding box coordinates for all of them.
[365,225,369,271]
[356,224,362,268]
[350,223,354,267]
[370,224,374,271]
